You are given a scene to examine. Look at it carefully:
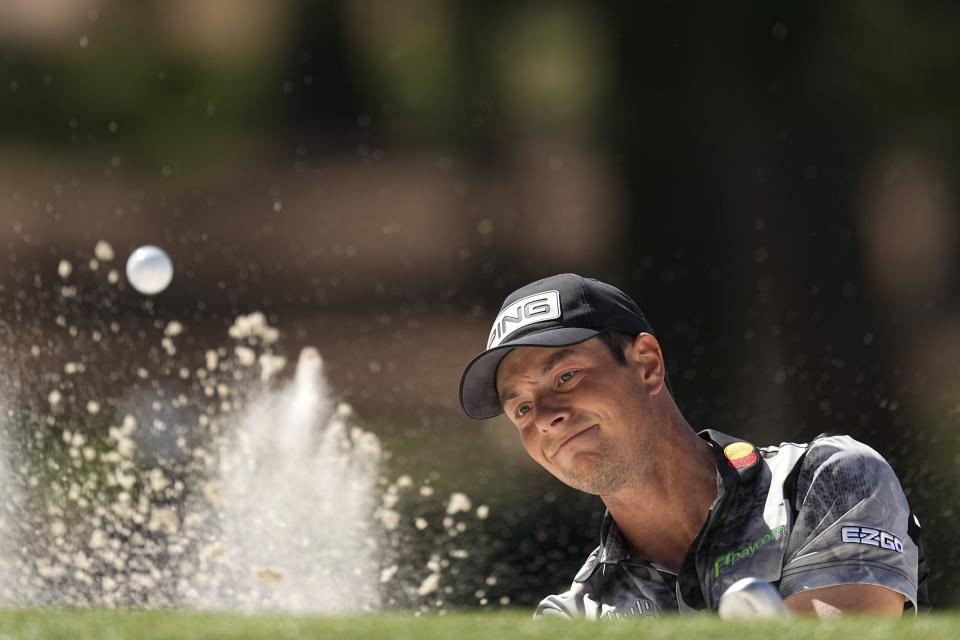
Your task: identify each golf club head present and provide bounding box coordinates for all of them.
[718,577,789,619]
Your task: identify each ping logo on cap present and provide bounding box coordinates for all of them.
[487,290,561,348]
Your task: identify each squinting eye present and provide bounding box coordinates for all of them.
[558,371,576,385]
[515,404,531,419]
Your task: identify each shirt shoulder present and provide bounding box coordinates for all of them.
[759,434,891,493]
[776,434,920,609]
[789,434,903,507]
[798,433,890,468]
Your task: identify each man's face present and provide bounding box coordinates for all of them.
[495,336,660,496]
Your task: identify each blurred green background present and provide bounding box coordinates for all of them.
[1,0,959,609]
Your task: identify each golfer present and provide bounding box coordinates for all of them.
[459,273,928,618]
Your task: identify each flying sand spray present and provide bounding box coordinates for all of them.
[0,242,490,612]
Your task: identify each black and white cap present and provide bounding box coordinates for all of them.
[458,273,654,420]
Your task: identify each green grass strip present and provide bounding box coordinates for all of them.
[0,609,956,640]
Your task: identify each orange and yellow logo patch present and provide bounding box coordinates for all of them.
[723,441,759,470]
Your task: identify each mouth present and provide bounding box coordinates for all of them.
[551,424,598,459]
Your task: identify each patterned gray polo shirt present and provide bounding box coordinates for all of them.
[535,430,928,618]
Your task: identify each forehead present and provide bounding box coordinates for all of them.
[495,339,606,390]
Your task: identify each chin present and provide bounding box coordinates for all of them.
[561,459,631,496]
[564,477,608,496]
[558,466,607,495]
[570,482,604,496]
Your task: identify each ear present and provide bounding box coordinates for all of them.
[624,332,666,394]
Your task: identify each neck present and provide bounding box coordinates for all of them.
[600,412,718,572]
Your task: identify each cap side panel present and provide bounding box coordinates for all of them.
[576,277,595,327]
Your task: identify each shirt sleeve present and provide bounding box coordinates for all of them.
[534,582,590,618]
[778,435,919,611]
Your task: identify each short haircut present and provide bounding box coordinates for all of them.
[597,331,673,393]
[597,331,634,365]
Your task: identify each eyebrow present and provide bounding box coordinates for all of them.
[498,349,579,407]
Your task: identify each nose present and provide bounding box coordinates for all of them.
[534,396,572,433]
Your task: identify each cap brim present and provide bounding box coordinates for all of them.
[458,327,602,420]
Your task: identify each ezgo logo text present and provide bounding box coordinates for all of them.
[840,526,903,553]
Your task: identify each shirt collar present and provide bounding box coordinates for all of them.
[573,429,761,583]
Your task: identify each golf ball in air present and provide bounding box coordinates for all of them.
[126,245,173,295]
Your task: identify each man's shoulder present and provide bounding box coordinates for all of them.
[760,433,890,475]
[750,433,902,515]
[759,433,907,519]
[770,433,922,609]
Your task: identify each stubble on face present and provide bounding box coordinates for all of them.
[552,420,658,497]
[544,372,662,497]
[501,339,666,498]
[558,443,630,495]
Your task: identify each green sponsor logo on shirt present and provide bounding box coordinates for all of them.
[713,525,787,577]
